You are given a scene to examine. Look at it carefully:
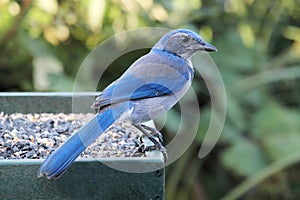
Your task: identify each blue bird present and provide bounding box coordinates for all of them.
[37,29,217,179]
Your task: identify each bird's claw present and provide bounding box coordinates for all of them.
[132,139,168,163]
[132,124,168,163]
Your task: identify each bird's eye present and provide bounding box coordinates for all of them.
[181,34,190,43]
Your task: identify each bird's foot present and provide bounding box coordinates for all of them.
[133,137,168,162]
[132,124,168,163]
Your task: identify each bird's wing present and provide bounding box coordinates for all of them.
[92,51,192,110]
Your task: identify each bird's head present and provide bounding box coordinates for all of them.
[153,29,217,60]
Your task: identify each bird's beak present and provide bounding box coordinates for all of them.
[204,42,217,52]
[196,41,217,52]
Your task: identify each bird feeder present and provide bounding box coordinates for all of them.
[0,92,165,200]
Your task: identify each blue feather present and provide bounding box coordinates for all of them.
[37,104,126,179]
[93,49,193,110]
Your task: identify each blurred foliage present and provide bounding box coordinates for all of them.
[1,0,300,199]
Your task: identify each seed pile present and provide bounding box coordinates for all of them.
[0,112,143,160]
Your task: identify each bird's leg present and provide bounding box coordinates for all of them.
[140,124,163,144]
[133,124,168,163]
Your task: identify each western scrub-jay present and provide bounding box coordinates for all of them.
[38,29,217,179]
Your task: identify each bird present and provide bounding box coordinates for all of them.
[37,29,217,179]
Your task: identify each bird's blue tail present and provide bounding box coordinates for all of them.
[37,107,122,179]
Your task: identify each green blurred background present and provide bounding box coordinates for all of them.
[1,0,300,199]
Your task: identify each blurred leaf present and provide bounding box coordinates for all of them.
[214,30,259,72]
[196,108,211,142]
[0,2,15,41]
[225,93,246,130]
[238,23,255,48]
[48,73,74,91]
[251,101,300,160]
[251,101,300,137]
[263,133,300,161]
[221,140,267,177]
[32,55,64,90]
[20,31,73,91]
[240,89,265,108]
[161,109,181,134]
[233,66,300,95]
[219,124,243,144]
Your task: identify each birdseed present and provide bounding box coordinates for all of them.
[0,112,144,160]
